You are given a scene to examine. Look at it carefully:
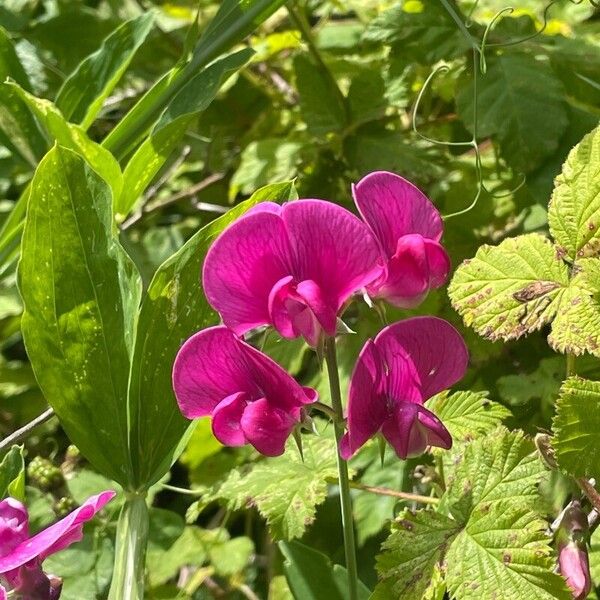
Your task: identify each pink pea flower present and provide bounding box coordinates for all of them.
[0,491,115,599]
[173,326,317,456]
[557,502,592,600]
[340,317,468,460]
[353,171,450,308]
[203,200,381,346]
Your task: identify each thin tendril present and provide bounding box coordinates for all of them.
[479,7,514,72]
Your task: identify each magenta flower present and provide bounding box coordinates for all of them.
[353,171,450,308]
[203,200,381,346]
[0,491,114,599]
[173,326,317,456]
[340,317,468,460]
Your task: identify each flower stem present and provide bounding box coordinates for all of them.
[323,337,359,600]
[108,492,149,600]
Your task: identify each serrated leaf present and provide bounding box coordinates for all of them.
[428,390,511,443]
[548,258,600,356]
[446,428,544,522]
[374,430,569,600]
[553,376,600,483]
[19,146,141,485]
[457,52,568,172]
[363,1,468,63]
[206,436,340,540]
[445,502,569,600]
[372,510,460,600]
[449,233,568,341]
[56,13,154,129]
[548,124,600,259]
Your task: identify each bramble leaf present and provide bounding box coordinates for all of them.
[194,436,340,540]
[448,233,568,341]
[457,51,568,172]
[553,376,600,483]
[428,390,511,443]
[548,124,600,260]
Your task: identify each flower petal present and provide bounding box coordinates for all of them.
[211,392,249,447]
[281,200,381,311]
[353,171,443,258]
[0,491,115,572]
[203,209,292,335]
[374,317,468,401]
[424,238,451,288]
[241,398,298,456]
[173,326,255,418]
[382,402,451,459]
[341,340,388,459]
[0,498,28,556]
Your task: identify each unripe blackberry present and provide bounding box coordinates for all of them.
[27,456,64,491]
[53,496,78,518]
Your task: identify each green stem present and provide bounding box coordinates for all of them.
[323,337,359,600]
[108,493,149,600]
[566,353,576,378]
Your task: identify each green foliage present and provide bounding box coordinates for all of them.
[19,145,140,485]
[280,541,371,600]
[374,429,570,600]
[0,445,25,501]
[553,376,600,483]
[190,436,340,541]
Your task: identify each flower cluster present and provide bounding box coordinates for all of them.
[0,491,114,599]
[173,171,468,459]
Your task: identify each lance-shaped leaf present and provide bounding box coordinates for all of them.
[449,233,568,341]
[548,124,600,260]
[56,13,154,129]
[553,377,600,483]
[128,181,295,489]
[0,445,25,502]
[19,146,141,486]
[0,25,31,90]
[116,48,253,220]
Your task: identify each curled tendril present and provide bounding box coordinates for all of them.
[413,0,593,220]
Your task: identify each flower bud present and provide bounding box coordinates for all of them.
[557,502,592,599]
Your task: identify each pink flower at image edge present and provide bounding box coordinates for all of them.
[173,326,317,456]
[353,171,450,308]
[0,490,114,599]
[341,316,468,460]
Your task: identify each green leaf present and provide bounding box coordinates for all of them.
[428,390,511,443]
[293,54,347,136]
[445,503,568,600]
[363,1,469,63]
[446,428,544,522]
[372,510,460,600]
[117,48,253,219]
[127,187,273,489]
[0,445,25,501]
[548,258,600,356]
[19,146,141,485]
[449,233,569,341]
[204,436,340,540]
[56,12,154,129]
[548,124,600,259]
[280,541,371,600]
[0,25,31,89]
[457,51,568,172]
[230,139,306,199]
[8,83,123,199]
[374,430,569,600]
[553,376,600,483]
